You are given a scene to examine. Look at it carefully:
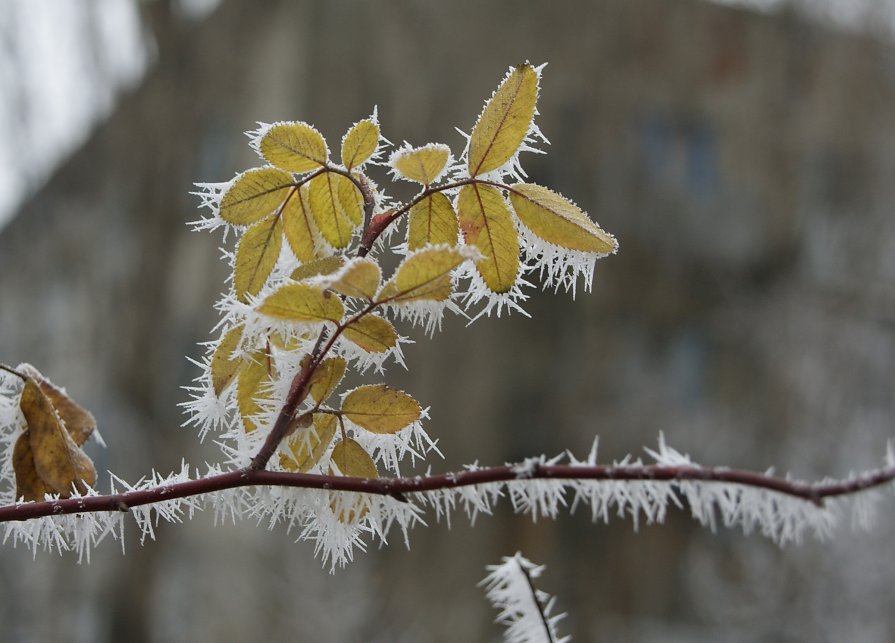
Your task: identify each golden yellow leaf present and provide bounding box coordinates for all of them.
[283,185,317,264]
[390,144,451,184]
[341,119,379,170]
[259,122,328,173]
[331,438,378,478]
[290,255,345,282]
[338,174,364,225]
[30,373,96,447]
[233,213,283,302]
[407,192,459,250]
[308,356,347,404]
[279,413,337,472]
[509,183,617,254]
[257,283,344,323]
[468,63,539,177]
[220,168,293,226]
[458,184,519,293]
[19,378,96,497]
[329,436,377,522]
[377,246,472,303]
[342,384,420,434]
[13,433,52,502]
[342,315,397,353]
[328,258,381,300]
[237,350,271,433]
[309,172,354,249]
[211,324,244,396]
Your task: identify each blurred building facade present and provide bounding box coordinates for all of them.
[1,0,894,641]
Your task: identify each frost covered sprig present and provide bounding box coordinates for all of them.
[482,553,569,643]
[1,60,893,586]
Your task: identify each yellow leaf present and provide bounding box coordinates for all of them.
[279,413,337,472]
[408,192,459,250]
[390,144,451,184]
[468,63,539,177]
[283,185,317,264]
[259,122,328,173]
[309,172,354,249]
[237,350,271,433]
[211,324,244,396]
[331,438,378,478]
[13,432,52,502]
[257,283,344,323]
[308,356,347,404]
[29,370,96,447]
[234,213,283,301]
[290,255,345,282]
[458,184,519,293]
[328,258,381,300]
[18,378,96,497]
[341,119,379,170]
[509,183,617,254]
[220,168,293,226]
[338,173,364,225]
[378,246,472,303]
[329,437,377,522]
[342,315,397,354]
[342,384,420,434]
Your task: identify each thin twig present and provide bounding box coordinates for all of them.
[0,462,893,523]
[516,558,556,643]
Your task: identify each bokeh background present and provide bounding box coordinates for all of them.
[1,0,895,641]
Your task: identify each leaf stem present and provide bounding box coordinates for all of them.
[0,364,26,381]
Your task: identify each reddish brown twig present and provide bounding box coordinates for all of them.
[1,461,892,523]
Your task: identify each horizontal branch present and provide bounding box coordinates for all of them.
[1,460,893,523]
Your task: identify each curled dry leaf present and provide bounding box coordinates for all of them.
[15,375,97,501]
[12,433,52,502]
[30,370,96,447]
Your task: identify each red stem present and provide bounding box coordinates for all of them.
[1,461,892,522]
